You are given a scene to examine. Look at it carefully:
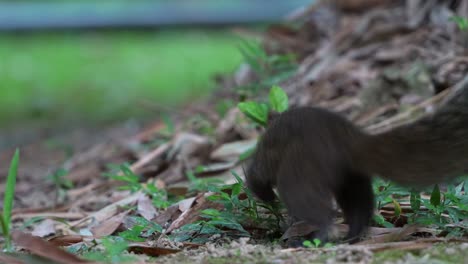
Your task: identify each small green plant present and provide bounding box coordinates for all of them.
[47,168,73,204]
[269,86,289,113]
[303,238,333,248]
[186,170,225,193]
[0,149,19,251]
[450,16,468,30]
[144,182,172,209]
[215,99,235,118]
[126,216,163,237]
[238,101,269,126]
[238,85,289,127]
[172,170,283,243]
[105,163,142,193]
[159,112,176,137]
[237,40,297,95]
[410,180,468,235]
[105,164,174,209]
[102,217,162,250]
[83,236,134,263]
[185,114,215,136]
[372,176,467,235]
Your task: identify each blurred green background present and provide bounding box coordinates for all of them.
[0,0,310,131]
[0,30,243,125]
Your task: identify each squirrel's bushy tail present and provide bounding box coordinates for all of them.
[363,77,468,186]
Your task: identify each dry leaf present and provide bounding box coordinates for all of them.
[91,210,130,237]
[210,139,257,162]
[127,242,181,257]
[137,194,158,221]
[0,253,25,264]
[48,235,85,247]
[31,219,57,237]
[12,231,92,264]
[70,191,142,228]
[166,194,223,234]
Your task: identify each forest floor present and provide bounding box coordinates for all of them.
[1,1,467,263]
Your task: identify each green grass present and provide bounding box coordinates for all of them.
[0,149,19,251]
[0,30,243,125]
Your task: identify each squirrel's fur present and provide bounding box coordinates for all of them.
[246,81,468,243]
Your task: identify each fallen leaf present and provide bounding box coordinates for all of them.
[48,235,84,247]
[91,210,130,237]
[210,139,257,162]
[12,212,86,221]
[281,221,319,241]
[166,193,224,234]
[153,204,181,227]
[32,219,57,237]
[12,231,92,264]
[137,194,158,221]
[0,253,24,264]
[127,242,181,257]
[70,191,142,228]
[178,196,198,212]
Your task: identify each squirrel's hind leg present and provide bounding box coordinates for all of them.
[335,170,374,243]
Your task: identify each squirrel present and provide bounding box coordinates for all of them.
[245,78,468,244]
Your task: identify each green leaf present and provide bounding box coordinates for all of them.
[392,199,402,217]
[201,209,221,217]
[230,183,242,197]
[302,240,313,248]
[238,102,269,126]
[313,238,322,247]
[118,225,146,242]
[373,214,394,228]
[410,190,421,212]
[450,16,468,30]
[430,184,441,207]
[269,86,288,113]
[208,220,247,233]
[455,181,464,196]
[102,237,129,257]
[2,149,19,251]
[161,112,175,135]
[446,208,461,223]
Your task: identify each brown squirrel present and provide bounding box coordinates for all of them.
[245,80,468,244]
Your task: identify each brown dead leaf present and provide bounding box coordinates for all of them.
[360,238,444,252]
[153,204,181,227]
[130,142,170,175]
[12,231,92,264]
[137,194,158,221]
[132,122,165,142]
[360,225,438,244]
[31,219,57,237]
[12,204,70,215]
[127,242,181,257]
[166,185,189,196]
[210,139,257,162]
[91,210,130,237]
[0,253,25,264]
[70,191,142,228]
[158,161,185,184]
[281,221,319,241]
[66,164,101,184]
[165,193,224,234]
[12,212,86,221]
[48,235,85,247]
[177,196,198,212]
